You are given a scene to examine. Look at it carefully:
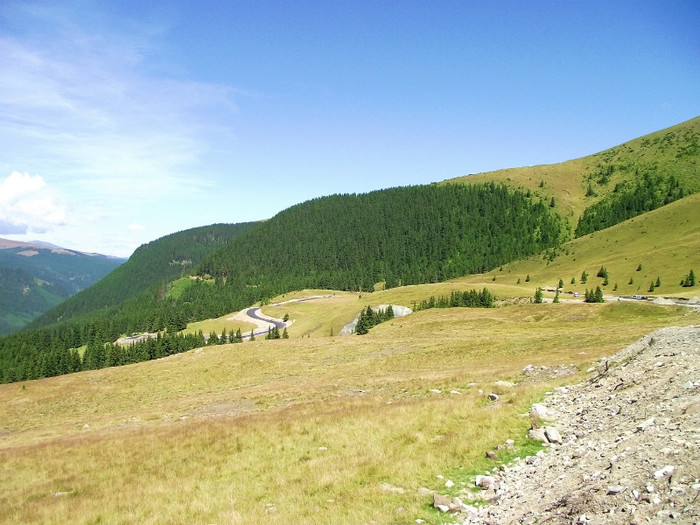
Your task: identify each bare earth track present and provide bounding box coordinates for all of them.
[451,326,700,524]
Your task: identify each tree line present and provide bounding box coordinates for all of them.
[413,288,495,311]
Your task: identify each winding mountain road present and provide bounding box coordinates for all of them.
[238,295,338,339]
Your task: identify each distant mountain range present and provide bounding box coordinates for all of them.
[0,239,126,335]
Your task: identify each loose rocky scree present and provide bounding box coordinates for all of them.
[431,326,700,524]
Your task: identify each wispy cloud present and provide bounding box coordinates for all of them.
[0,1,243,254]
[0,1,238,200]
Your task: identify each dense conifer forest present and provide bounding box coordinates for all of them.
[0,183,564,383]
[575,173,688,237]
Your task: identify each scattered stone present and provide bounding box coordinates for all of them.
[528,427,548,442]
[487,393,499,401]
[496,438,515,450]
[445,479,454,488]
[636,416,655,431]
[475,475,495,490]
[485,450,498,460]
[544,426,562,444]
[433,493,460,512]
[653,465,675,479]
[430,389,442,394]
[531,403,549,419]
[607,485,626,495]
[493,380,515,389]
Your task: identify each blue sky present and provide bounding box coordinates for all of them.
[1,0,698,257]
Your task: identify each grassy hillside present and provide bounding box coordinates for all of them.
[1,299,697,524]
[449,192,700,301]
[448,116,700,230]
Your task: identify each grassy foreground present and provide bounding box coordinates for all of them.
[1,299,698,524]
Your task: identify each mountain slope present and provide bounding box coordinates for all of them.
[448,116,700,232]
[1,117,698,383]
[29,222,260,329]
[444,192,700,301]
[189,183,564,311]
[0,240,125,335]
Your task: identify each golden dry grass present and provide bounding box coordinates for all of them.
[1,300,697,524]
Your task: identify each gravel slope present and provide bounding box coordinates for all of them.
[444,325,700,525]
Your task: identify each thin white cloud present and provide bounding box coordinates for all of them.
[0,2,243,255]
[0,171,66,234]
[0,2,238,200]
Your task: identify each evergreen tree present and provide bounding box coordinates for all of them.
[655,276,661,287]
[594,286,604,302]
[282,327,289,339]
[534,288,543,304]
[553,290,560,303]
[558,279,564,289]
[249,330,255,341]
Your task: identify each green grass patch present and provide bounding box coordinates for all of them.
[0,300,696,524]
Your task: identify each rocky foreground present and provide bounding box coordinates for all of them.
[437,325,700,525]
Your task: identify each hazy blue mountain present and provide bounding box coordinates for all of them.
[0,239,126,335]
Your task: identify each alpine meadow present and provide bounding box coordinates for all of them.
[1,117,699,524]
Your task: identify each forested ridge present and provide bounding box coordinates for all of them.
[0,182,565,383]
[28,222,260,330]
[198,183,563,290]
